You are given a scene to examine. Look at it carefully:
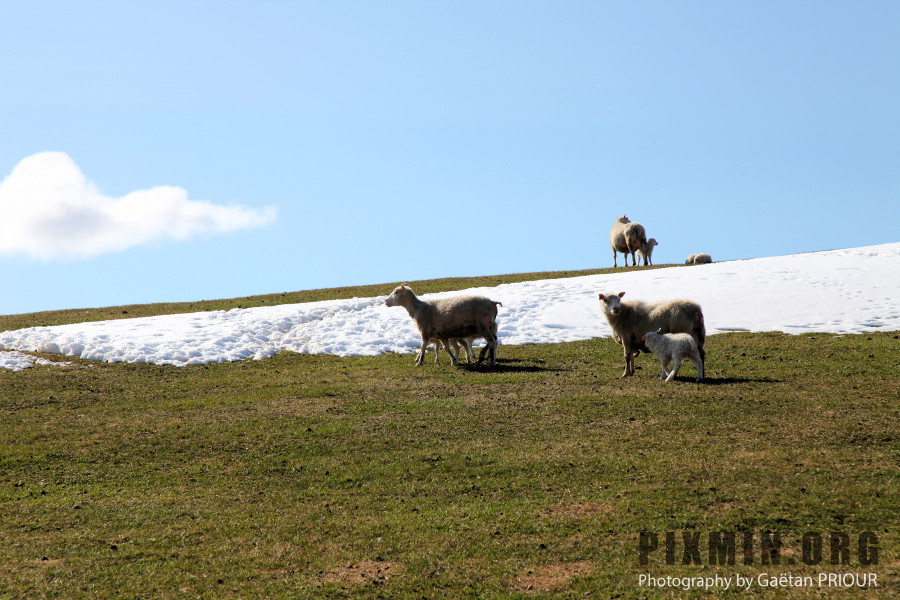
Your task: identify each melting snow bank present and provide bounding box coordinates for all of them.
[0,351,73,372]
[1,243,897,369]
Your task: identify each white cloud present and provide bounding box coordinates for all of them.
[0,152,277,260]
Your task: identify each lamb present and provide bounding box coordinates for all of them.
[637,238,658,266]
[609,215,647,267]
[686,253,712,265]
[597,292,705,378]
[641,329,704,382]
[431,325,499,365]
[385,285,500,366]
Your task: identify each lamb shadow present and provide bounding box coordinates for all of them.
[696,376,784,385]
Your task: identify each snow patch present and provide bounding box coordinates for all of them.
[1,243,897,369]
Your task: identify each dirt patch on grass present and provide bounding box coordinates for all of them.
[317,560,403,587]
[516,560,592,592]
[32,557,64,569]
[706,500,741,516]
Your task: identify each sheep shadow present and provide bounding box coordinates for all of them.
[458,358,563,374]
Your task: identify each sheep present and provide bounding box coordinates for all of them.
[637,238,658,266]
[609,215,647,267]
[384,285,500,366]
[641,329,704,382]
[597,292,705,378]
[686,253,712,265]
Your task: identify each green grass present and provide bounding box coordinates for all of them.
[0,269,897,599]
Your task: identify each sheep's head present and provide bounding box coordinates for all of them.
[641,328,664,343]
[616,215,630,224]
[384,284,413,307]
[598,292,626,316]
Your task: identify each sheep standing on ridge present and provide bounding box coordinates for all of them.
[609,215,647,267]
[637,238,658,266]
[385,285,500,367]
[598,292,705,378]
[641,329,704,382]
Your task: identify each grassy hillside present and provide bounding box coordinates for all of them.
[0,270,897,599]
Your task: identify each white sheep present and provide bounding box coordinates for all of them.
[637,238,658,266]
[385,285,500,366]
[641,329,704,382]
[598,292,706,378]
[609,215,647,267]
[686,253,712,265]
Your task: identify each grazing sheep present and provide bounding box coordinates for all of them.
[609,215,647,267]
[385,285,500,366]
[637,238,658,266]
[641,329,704,382]
[686,253,712,265]
[597,292,706,377]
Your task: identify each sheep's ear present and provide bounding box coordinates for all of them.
[641,335,646,341]
[598,293,605,300]
[618,292,626,298]
[657,328,663,334]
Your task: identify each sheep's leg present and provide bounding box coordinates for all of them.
[441,337,459,365]
[622,344,634,377]
[477,332,497,366]
[486,333,498,366]
[613,250,618,268]
[447,339,461,363]
[415,340,427,366]
[477,345,486,364]
[692,350,704,382]
[434,340,442,364]
[665,356,682,382]
[458,339,474,363]
[658,358,669,380]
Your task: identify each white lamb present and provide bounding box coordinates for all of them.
[637,238,658,266]
[641,329,705,382]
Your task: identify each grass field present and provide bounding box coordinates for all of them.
[1,267,897,599]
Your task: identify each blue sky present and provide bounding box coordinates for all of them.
[1,1,897,316]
